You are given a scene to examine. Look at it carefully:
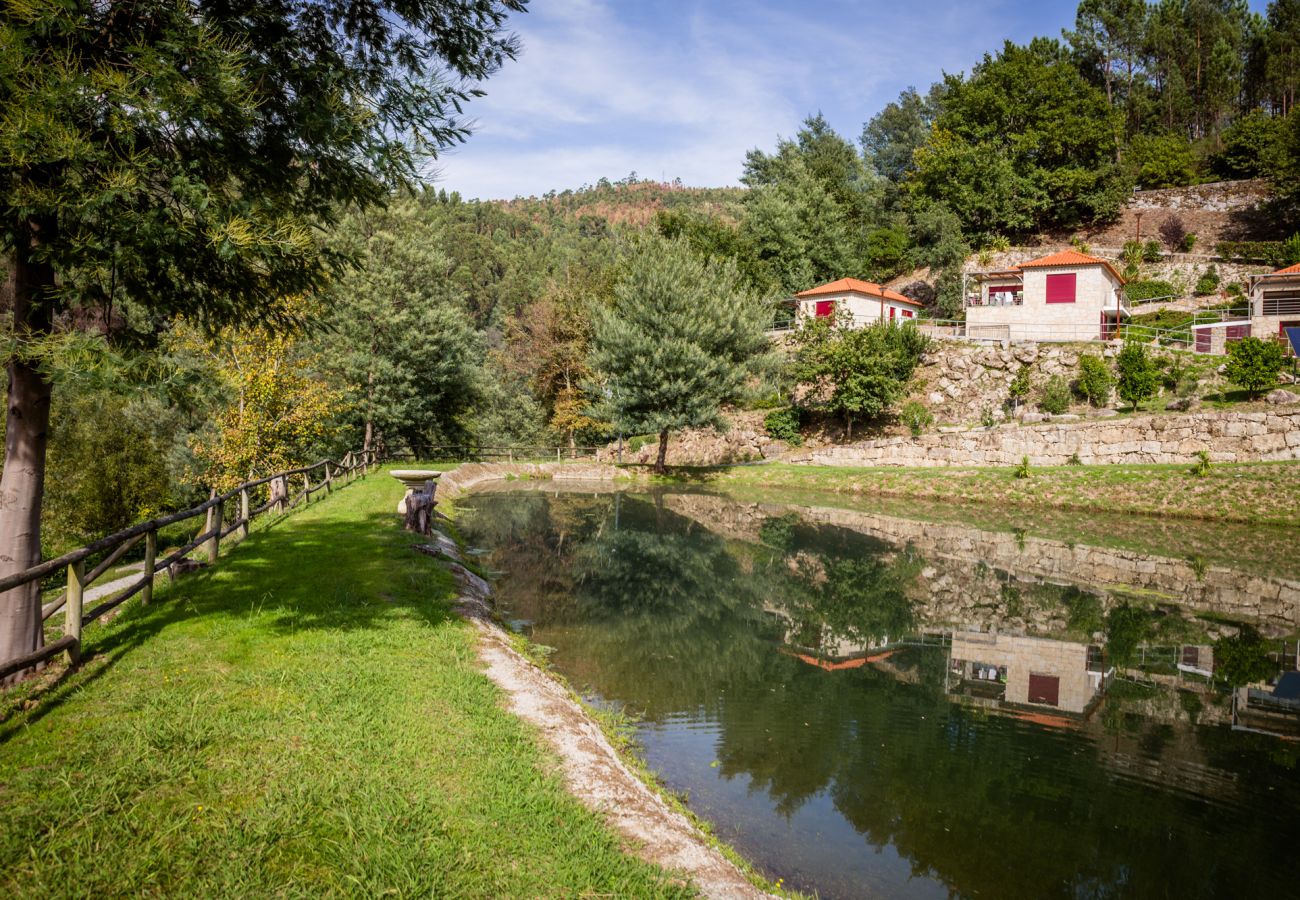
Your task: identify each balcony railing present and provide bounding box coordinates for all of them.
[966,293,1023,308]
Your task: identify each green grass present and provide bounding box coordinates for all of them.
[0,472,690,898]
[646,459,1300,528]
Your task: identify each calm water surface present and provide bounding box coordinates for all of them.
[457,486,1300,900]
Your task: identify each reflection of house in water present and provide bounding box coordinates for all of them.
[948,632,1108,715]
[1178,644,1215,678]
[1232,672,1300,741]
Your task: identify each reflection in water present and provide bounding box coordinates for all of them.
[458,487,1300,900]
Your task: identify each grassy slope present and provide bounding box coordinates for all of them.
[0,472,687,898]
[652,459,1300,527]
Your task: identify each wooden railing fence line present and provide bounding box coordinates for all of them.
[0,449,380,682]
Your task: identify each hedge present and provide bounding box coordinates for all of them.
[1124,279,1178,302]
[1214,241,1286,264]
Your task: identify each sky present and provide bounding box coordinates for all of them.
[434,0,1268,200]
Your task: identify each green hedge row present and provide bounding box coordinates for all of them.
[1124,279,1178,302]
[1214,241,1286,264]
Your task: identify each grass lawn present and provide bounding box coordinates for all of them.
[650,459,1300,527]
[0,471,688,898]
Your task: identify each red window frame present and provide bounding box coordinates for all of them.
[902,309,914,319]
[1045,273,1077,304]
[814,299,834,318]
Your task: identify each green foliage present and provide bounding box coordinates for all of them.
[1214,240,1288,264]
[1039,375,1073,415]
[1224,336,1286,399]
[1064,588,1103,637]
[900,401,934,437]
[1125,132,1198,188]
[588,238,771,469]
[1008,365,1032,407]
[1105,602,1152,667]
[763,407,804,445]
[1190,450,1212,479]
[980,406,997,428]
[791,319,930,437]
[1143,240,1163,263]
[1013,455,1031,479]
[1213,625,1277,688]
[1116,341,1160,410]
[1076,354,1115,406]
[1194,265,1221,295]
[910,40,1127,239]
[864,226,913,279]
[1212,110,1288,179]
[1181,233,1197,253]
[1284,233,1300,266]
[1124,279,1178,302]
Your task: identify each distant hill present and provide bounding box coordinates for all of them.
[496,179,747,229]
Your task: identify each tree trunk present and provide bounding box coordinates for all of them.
[0,241,56,681]
[362,368,375,453]
[654,428,669,474]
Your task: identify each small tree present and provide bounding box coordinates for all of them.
[1116,341,1159,411]
[588,238,771,473]
[1008,365,1032,411]
[1225,336,1286,399]
[1039,376,1072,414]
[1214,626,1276,687]
[1158,215,1188,251]
[1076,354,1114,407]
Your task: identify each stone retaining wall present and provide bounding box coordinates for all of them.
[808,409,1300,468]
[437,462,621,501]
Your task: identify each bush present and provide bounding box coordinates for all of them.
[1225,336,1286,399]
[1008,365,1031,408]
[1076,354,1114,407]
[1124,279,1177,303]
[1116,341,1160,410]
[900,401,934,438]
[1181,232,1197,253]
[1105,602,1152,667]
[1284,233,1300,266]
[1214,625,1277,687]
[1214,240,1286,264]
[1013,455,1030,479]
[1158,215,1187,251]
[1226,281,1243,298]
[1190,450,1211,478]
[1039,375,1072,414]
[1194,265,1220,295]
[763,407,804,445]
[1122,240,1145,271]
[1142,240,1162,263]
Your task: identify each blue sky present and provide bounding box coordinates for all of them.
[435,0,1266,200]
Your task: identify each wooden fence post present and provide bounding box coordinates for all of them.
[302,472,311,503]
[65,560,85,664]
[206,498,223,564]
[143,529,156,605]
[271,475,288,514]
[239,487,250,539]
[325,462,333,494]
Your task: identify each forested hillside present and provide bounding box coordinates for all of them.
[32,0,1300,554]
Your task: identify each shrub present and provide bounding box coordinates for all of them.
[1076,354,1114,406]
[1142,240,1162,263]
[1039,375,1072,414]
[1284,233,1300,266]
[1190,450,1211,478]
[1214,625,1277,687]
[1116,341,1160,410]
[900,400,934,438]
[1158,215,1187,251]
[1105,602,1152,667]
[1181,232,1197,253]
[1067,452,1082,465]
[1124,279,1177,303]
[763,406,804,445]
[1224,336,1286,399]
[1122,240,1145,271]
[1214,240,1285,264]
[980,406,996,428]
[1013,455,1030,479]
[1008,365,1031,408]
[1226,281,1243,298]
[1194,265,1220,295]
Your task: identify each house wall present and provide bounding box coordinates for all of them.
[1251,275,1300,350]
[797,291,919,325]
[951,632,1098,713]
[967,266,1122,342]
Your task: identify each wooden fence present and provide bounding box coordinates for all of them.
[0,449,379,683]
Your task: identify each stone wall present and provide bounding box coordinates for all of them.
[807,408,1300,468]
[437,462,621,502]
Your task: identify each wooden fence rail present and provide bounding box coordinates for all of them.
[389,445,609,463]
[0,449,380,683]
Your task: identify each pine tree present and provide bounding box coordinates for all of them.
[588,239,772,473]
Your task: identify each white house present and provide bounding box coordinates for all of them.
[1247,263,1300,354]
[794,277,923,326]
[968,250,1130,342]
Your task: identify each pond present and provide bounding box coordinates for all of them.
[456,484,1300,900]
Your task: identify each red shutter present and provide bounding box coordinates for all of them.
[1195,330,1210,352]
[815,300,834,318]
[1045,273,1076,303]
[889,306,896,320]
[1028,674,1060,706]
[903,309,914,319]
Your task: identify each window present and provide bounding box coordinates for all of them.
[814,299,834,318]
[1045,273,1076,303]
[902,309,914,319]
[889,306,896,320]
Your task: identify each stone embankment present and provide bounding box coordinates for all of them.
[436,461,621,501]
[806,408,1300,468]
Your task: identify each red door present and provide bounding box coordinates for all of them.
[1195,330,1210,353]
[889,306,896,320]
[815,300,834,318]
[1028,674,1060,706]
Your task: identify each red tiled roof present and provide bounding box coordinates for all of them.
[795,277,922,306]
[1274,262,1300,275]
[1018,250,1126,284]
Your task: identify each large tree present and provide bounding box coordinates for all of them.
[588,239,771,473]
[0,0,525,673]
